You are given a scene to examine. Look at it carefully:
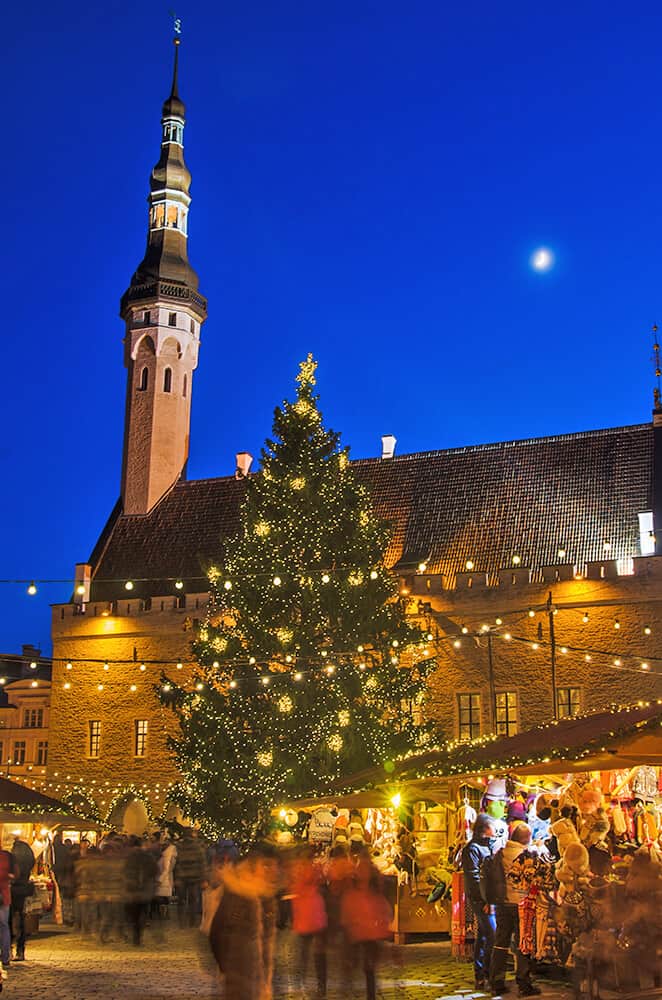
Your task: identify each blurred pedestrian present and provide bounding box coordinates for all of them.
[0,840,15,974]
[340,847,392,1000]
[488,824,541,997]
[10,835,35,962]
[289,846,328,997]
[462,813,496,990]
[124,836,158,946]
[155,835,177,920]
[174,828,206,928]
[209,844,279,1000]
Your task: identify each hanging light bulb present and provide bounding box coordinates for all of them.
[461,625,468,635]
[195,682,204,691]
[162,683,172,692]
[97,684,104,692]
[27,582,37,596]
[582,612,589,623]
[495,617,503,626]
[176,662,183,670]
[369,570,378,580]
[76,583,86,596]
[644,625,652,635]
[103,663,109,672]
[294,672,303,681]
[125,580,134,591]
[129,684,137,692]
[453,640,461,649]
[417,562,427,573]
[527,608,535,618]
[426,632,434,641]
[613,658,622,667]
[66,662,72,670]
[641,662,650,671]
[139,664,146,672]
[63,681,71,690]
[273,576,282,587]
[512,555,521,566]
[321,573,330,584]
[613,619,620,630]
[504,633,512,641]
[557,548,566,560]
[262,676,270,685]
[465,560,474,571]
[175,580,184,590]
[584,654,592,662]
[224,580,232,591]
[229,679,237,689]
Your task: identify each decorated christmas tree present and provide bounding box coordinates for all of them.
[160,356,436,841]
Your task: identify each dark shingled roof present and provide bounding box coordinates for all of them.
[89,423,653,600]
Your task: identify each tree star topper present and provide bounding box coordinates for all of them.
[296,354,317,387]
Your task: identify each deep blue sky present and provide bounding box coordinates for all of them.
[3,2,661,653]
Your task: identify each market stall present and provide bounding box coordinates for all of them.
[0,777,101,931]
[326,702,662,986]
[277,787,455,943]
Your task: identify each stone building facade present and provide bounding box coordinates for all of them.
[42,42,662,823]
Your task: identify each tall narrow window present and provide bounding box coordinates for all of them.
[138,367,148,391]
[183,373,187,398]
[88,721,101,758]
[190,318,195,333]
[557,687,581,719]
[163,368,172,393]
[13,741,26,765]
[458,693,481,740]
[495,691,518,736]
[169,312,177,327]
[135,720,148,757]
[143,310,151,324]
[23,708,44,728]
[37,741,48,766]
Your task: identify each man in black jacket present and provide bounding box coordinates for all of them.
[461,814,496,989]
[10,837,35,962]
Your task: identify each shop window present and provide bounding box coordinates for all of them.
[37,741,48,766]
[495,691,518,736]
[23,708,44,729]
[169,312,177,327]
[135,720,148,757]
[88,720,101,758]
[138,367,148,391]
[458,692,481,740]
[13,741,26,765]
[557,687,581,719]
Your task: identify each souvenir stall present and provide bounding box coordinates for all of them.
[0,777,101,932]
[277,787,455,943]
[340,702,662,983]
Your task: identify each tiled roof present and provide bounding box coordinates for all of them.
[89,423,653,600]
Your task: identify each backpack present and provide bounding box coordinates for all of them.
[479,849,506,905]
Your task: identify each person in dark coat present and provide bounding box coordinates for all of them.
[461,813,496,989]
[10,837,35,961]
[209,845,279,1000]
[124,836,158,946]
[174,828,207,928]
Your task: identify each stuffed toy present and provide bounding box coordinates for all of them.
[608,799,627,838]
[555,841,590,899]
[551,809,581,854]
[580,807,610,849]
[578,783,602,817]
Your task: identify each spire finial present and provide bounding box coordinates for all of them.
[652,324,661,412]
[169,12,182,98]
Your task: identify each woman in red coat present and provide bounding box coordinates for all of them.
[289,847,328,998]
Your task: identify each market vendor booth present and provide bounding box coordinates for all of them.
[0,777,101,931]
[327,701,662,989]
[277,785,455,944]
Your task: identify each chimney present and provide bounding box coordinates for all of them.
[74,562,92,604]
[381,434,397,460]
[235,452,253,479]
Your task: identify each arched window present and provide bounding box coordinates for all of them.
[163,368,172,393]
[183,373,188,398]
[138,367,148,391]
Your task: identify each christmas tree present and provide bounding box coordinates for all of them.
[160,356,437,841]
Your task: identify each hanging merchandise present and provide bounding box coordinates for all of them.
[632,765,658,801]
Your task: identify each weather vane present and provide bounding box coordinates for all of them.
[169,10,182,36]
[652,324,661,411]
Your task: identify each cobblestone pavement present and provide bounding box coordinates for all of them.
[8,923,574,1000]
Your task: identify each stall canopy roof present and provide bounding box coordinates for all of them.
[0,777,99,826]
[320,702,662,803]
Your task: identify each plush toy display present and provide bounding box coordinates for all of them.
[555,841,591,899]
[551,809,582,854]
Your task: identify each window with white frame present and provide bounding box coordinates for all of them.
[134,720,148,757]
[88,720,101,758]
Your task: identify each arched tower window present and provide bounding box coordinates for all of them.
[183,373,187,398]
[163,368,172,393]
[138,367,148,391]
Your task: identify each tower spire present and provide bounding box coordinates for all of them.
[653,324,662,414]
[118,32,208,516]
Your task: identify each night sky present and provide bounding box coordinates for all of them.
[4,1,662,654]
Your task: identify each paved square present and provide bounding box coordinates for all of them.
[9,923,574,999]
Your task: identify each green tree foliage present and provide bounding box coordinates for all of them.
[160,356,436,841]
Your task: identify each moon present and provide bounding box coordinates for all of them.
[531,247,554,272]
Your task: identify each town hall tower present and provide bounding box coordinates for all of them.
[120,38,207,515]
